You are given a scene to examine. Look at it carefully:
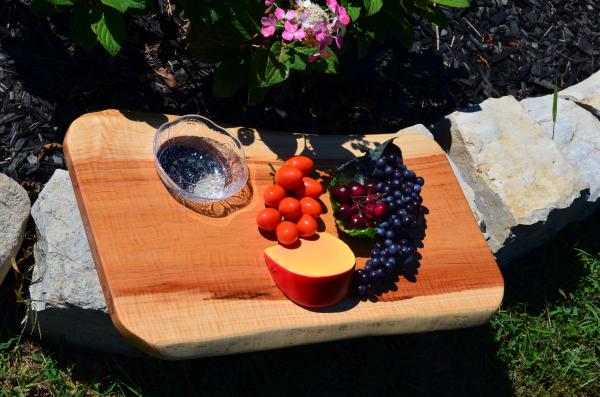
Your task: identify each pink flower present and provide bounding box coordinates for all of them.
[336,5,350,27]
[261,15,277,37]
[274,8,297,20]
[335,32,343,48]
[282,21,306,41]
[308,36,333,62]
[314,23,329,42]
[265,0,275,13]
[326,0,339,11]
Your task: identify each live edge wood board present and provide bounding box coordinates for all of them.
[64,109,504,360]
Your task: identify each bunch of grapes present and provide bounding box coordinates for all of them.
[338,153,425,296]
[331,181,389,229]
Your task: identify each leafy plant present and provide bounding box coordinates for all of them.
[30,0,154,55]
[177,0,469,103]
[552,79,558,139]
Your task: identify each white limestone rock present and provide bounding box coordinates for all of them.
[522,95,600,212]
[0,173,30,284]
[560,70,600,110]
[443,96,588,265]
[29,170,137,355]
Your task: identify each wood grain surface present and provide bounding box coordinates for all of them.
[64,109,504,359]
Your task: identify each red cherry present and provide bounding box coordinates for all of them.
[364,203,377,220]
[349,214,366,229]
[349,182,366,198]
[331,185,351,204]
[365,181,377,195]
[374,203,389,219]
[334,204,353,220]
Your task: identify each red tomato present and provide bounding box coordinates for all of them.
[296,214,318,238]
[275,166,303,190]
[293,177,323,198]
[285,155,314,176]
[299,197,322,218]
[278,197,302,220]
[276,221,299,245]
[256,208,281,231]
[263,184,287,207]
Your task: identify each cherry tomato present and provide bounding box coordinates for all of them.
[256,208,281,231]
[263,184,286,207]
[293,177,323,199]
[278,197,302,220]
[296,214,318,238]
[299,197,322,218]
[276,221,299,245]
[275,166,304,190]
[285,155,314,176]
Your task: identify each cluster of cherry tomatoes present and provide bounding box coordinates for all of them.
[256,155,324,245]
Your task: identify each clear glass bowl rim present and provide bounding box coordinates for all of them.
[152,114,249,203]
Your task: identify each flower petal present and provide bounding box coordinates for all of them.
[294,29,306,40]
[284,21,298,33]
[274,8,285,20]
[282,31,294,41]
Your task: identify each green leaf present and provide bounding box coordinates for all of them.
[227,0,262,38]
[252,43,289,88]
[552,79,558,139]
[288,47,308,71]
[100,0,146,13]
[45,0,74,5]
[431,0,470,8]
[213,57,247,97]
[346,3,361,20]
[364,0,383,16]
[310,51,339,74]
[70,3,97,52]
[91,8,125,56]
[30,0,65,16]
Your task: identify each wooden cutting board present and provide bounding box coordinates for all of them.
[64,109,503,359]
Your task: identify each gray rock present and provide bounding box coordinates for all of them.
[0,173,30,284]
[522,95,600,213]
[29,170,137,355]
[560,70,600,110]
[441,96,588,265]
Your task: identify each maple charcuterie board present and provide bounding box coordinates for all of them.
[64,109,503,359]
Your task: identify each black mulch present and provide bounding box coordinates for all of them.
[0,0,599,191]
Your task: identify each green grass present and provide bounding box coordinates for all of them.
[1,212,599,396]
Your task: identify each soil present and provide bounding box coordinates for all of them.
[0,0,599,192]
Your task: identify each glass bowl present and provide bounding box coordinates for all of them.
[153,115,249,204]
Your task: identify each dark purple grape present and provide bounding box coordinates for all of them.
[384,165,394,175]
[385,230,395,239]
[384,239,393,246]
[364,261,373,273]
[416,176,425,186]
[376,158,386,168]
[357,284,367,294]
[413,184,422,193]
[388,244,400,255]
